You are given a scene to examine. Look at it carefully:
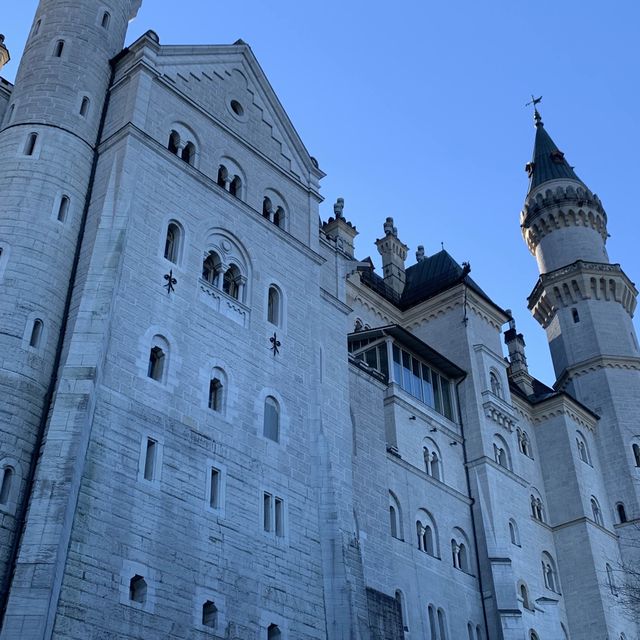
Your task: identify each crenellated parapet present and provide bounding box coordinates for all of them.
[521,183,607,255]
[528,260,637,328]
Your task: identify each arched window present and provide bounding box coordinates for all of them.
[208,372,224,412]
[217,165,228,188]
[451,529,470,572]
[416,509,437,556]
[168,130,180,155]
[0,467,14,505]
[519,582,531,610]
[389,491,403,540]
[29,319,43,348]
[423,439,443,481]
[493,435,511,470]
[353,318,363,332]
[267,624,281,640]
[606,563,618,596]
[632,443,640,467]
[468,623,475,640]
[517,429,532,457]
[101,11,111,28]
[57,195,70,222]
[274,206,285,228]
[509,519,520,546]
[428,605,437,639]
[33,19,42,36]
[222,264,241,300]
[229,175,242,198]
[129,575,147,603]
[53,40,65,58]
[202,251,220,284]
[79,96,90,117]
[395,590,408,632]
[591,496,603,526]
[181,142,195,165]
[576,431,590,464]
[616,502,628,523]
[263,396,280,442]
[542,552,559,593]
[529,631,540,640]
[572,307,580,323]
[490,371,502,398]
[24,132,38,156]
[437,608,448,640]
[530,492,545,523]
[263,196,272,219]
[147,336,169,382]
[202,600,217,628]
[164,222,182,263]
[267,285,281,326]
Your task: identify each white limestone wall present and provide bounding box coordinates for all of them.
[534,226,608,273]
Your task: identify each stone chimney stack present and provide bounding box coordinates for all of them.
[504,311,534,396]
[0,35,10,72]
[322,197,358,258]
[375,217,408,296]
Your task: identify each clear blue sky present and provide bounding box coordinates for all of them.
[4,1,640,385]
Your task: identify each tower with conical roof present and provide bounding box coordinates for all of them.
[522,108,640,639]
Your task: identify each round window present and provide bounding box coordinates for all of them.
[230,100,244,117]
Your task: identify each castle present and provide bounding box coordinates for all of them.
[0,2,639,639]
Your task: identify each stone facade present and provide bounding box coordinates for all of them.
[0,2,638,640]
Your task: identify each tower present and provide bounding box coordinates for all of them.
[522,109,640,638]
[0,0,141,633]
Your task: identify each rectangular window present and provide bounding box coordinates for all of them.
[401,350,412,390]
[433,373,443,414]
[263,492,272,532]
[144,438,157,481]
[441,378,453,420]
[421,364,434,407]
[209,468,220,509]
[275,497,284,537]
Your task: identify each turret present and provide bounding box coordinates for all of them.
[0,35,9,71]
[520,110,609,274]
[0,0,141,622]
[375,217,408,295]
[322,197,358,258]
[503,312,533,396]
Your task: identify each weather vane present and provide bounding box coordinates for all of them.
[525,94,543,115]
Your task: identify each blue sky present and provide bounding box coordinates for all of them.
[4,1,640,384]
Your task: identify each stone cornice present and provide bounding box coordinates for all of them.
[528,260,638,327]
[347,275,401,327]
[481,391,518,431]
[528,393,598,431]
[555,354,640,392]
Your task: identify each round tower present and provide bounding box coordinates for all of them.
[0,0,141,603]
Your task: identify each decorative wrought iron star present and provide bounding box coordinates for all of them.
[164,270,177,294]
[270,332,281,356]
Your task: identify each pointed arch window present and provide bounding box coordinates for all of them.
[591,496,603,526]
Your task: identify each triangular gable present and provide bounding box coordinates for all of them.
[151,42,323,183]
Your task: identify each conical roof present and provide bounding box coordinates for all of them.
[527,111,585,193]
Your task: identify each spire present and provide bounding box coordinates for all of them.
[525,110,585,193]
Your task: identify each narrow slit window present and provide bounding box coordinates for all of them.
[143,438,157,481]
[0,467,13,505]
[33,19,42,36]
[57,196,70,222]
[275,497,284,537]
[24,133,38,156]
[267,286,280,325]
[209,468,220,509]
[29,319,43,348]
[79,97,90,117]
[208,378,223,411]
[572,308,580,323]
[263,492,272,532]
[101,11,111,29]
[54,40,65,58]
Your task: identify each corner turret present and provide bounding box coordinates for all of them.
[375,217,408,296]
[322,197,358,257]
[503,312,533,396]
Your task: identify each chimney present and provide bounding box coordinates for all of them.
[375,217,408,296]
[0,35,10,72]
[504,311,534,396]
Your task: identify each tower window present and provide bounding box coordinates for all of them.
[263,396,280,442]
[57,196,70,222]
[616,503,627,523]
[209,468,220,509]
[24,133,38,156]
[217,165,228,188]
[101,11,111,29]
[208,378,223,411]
[147,346,165,380]
[181,142,195,166]
[572,308,580,323]
[633,443,640,467]
[29,319,43,348]
[0,467,13,505]
[267,286,281,326]
[275,497,284,537]
[274,206,284,228]
[143,438,157,481]
[202,600,217,628]
[263,492,272,532]
[267,624,281,640]
[79,97,90,117]
[129,575,147,603]
[263,197,272,219]
[168,131,180,155]
[163,222,181,263]
[33,19,42,36]
[229,175,242,198]
[54,40,65,58]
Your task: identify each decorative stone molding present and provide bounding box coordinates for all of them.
[529,394,598,432]
[555,354,640,392]
[482,391,518,431]
[528,261,638,327]
[521,183,607,254]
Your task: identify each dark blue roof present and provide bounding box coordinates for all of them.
[527,112,585,193]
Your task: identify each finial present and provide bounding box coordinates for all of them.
[334,197,344,219]
[416,245,425,262]
[383,217,397,237]
[525,95,543,126]
[441,241,444,251]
